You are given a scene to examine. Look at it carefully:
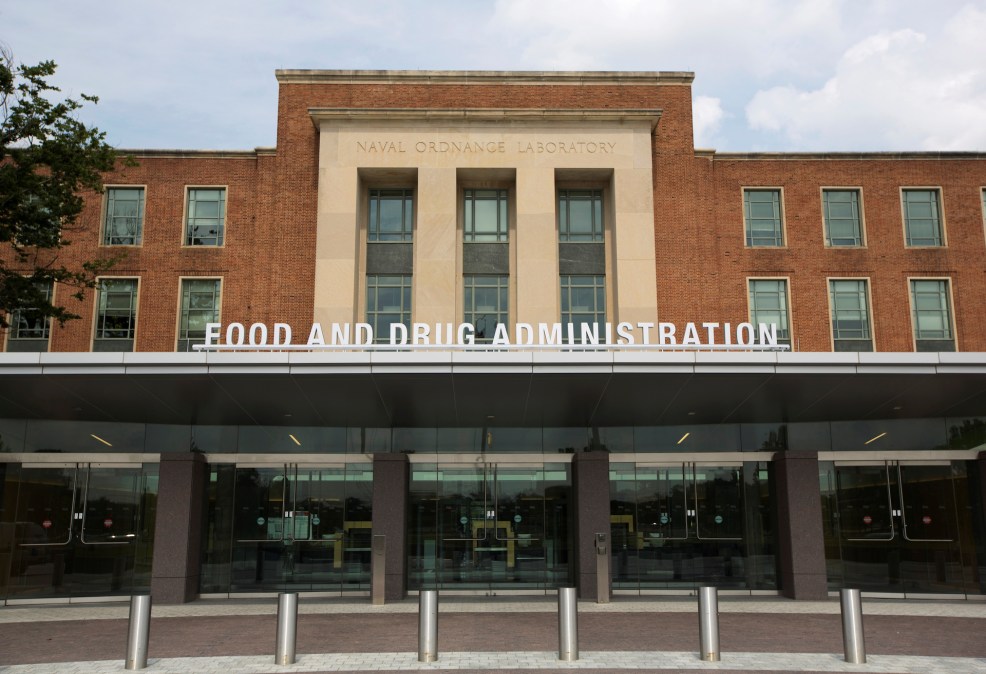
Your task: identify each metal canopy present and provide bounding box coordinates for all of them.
[0,351,983,428]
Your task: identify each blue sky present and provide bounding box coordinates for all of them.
[3,0,985,152]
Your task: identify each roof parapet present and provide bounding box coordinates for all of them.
[276,69,694,85]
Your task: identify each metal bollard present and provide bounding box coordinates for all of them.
[372,534,386,605]
[275,592,298,665]
[697,586,720,662]
[557,586,579,661]
[418,590,438,662]
[124,594,152,670]
[840,588,866,664]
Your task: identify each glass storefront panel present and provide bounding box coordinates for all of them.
[200,462,372,594]
[819,460,978,595]
[0,463,157,600]
[408,461,572,591]
[610,461,775,591]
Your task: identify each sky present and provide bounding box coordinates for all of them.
[2,0,985,153]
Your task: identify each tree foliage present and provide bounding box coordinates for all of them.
[0,46,120,329]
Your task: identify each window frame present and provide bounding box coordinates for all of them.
[826,277,874,352]
[980,187,986,248]
[558,189,604,243]
[5,279,54,351]
[183,186,227,247]
[366,274,412,343]
[463,274,509,343]
[560,274,606,342]
[743,187,786,248]
[101,185,146,247]
[367,188,415,243]
[907,277,956,351]
[900,187,946,248]
[747,277,792,347]
[463,188,508,243]
[821,187,865,247]
[176,277,222,351]
[92,277,140,350]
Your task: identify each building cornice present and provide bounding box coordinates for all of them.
[308,108,663,129]
[114,148,276,159]
[277,69,694,85]
[704,150,986,161]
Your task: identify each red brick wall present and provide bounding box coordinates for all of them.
[8,76,985,353]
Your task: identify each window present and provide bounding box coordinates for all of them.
[748,279,791,347]
[981,188,986,238]
[103,187,144,246]
[368,189,414,242]
[910,279,954,352]
[823,189,862,246]
[561,275,606,342]
[558,189,603,242]
[185,188,226,246]
[829,279,872,352]
[464,189,508,242]
[93,279,138,352]
[178,278,220,351]
[464,275,508,343]
[6,280,52,352]
[902,189,943,247]
[366,275,411,343]
[744,189,784,247]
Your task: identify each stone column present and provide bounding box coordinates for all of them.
[151,452,208,604]
[372,453,409,600]
[413,168,457,326]
[773,450,828,599]
[572,451,610,600]
[515,167,559,327]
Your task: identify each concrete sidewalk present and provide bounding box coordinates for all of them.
[1,596,984,673]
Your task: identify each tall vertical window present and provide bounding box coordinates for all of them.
[368,189,414,242]
[981,188,986,237]
[748,279,791,347]
[744,189,784,247]
[558,189,603,242]
[6,280,52,352]
[464,189,508,242]
[178,278,221,352]
[561,275,606,342]
[464,275,508,343]
[103,187,144,246]
[823,189,863,246]
[366,275,411,343]
[910,279,955,352]
[902,189,943,247]
[185,188,226,246]
[93,279,138,352]
[829,279,872,352]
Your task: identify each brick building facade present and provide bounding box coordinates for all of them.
[0,71,984,605]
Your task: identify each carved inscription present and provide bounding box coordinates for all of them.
[356,139,617,154]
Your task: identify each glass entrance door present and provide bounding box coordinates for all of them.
[1,463,157,601]
[610,462,775,591]
[222,463,372,593]
[821,461,976,595]
[409,461,572,592]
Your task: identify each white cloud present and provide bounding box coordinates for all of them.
[692,96,725,148]
[746,5,986,150]
[3,0,984,151]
